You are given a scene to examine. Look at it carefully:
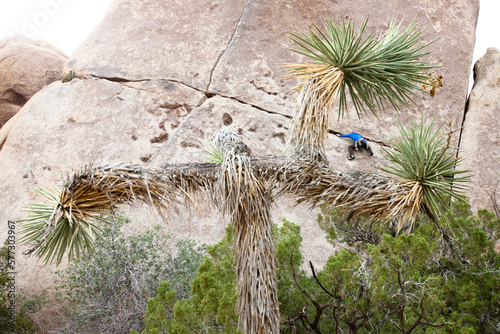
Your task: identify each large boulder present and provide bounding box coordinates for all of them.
[0,0,479,293]
[66,0,478,146]
[460,48,500,212]
[0,35,67,128]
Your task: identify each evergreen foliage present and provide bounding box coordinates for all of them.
[55,215,206,334]
[380,117,470,228]
[288,17,435,119]
[317,200,500,333]
[18,186,108,265]
[137,201,499,334]
[135,220,311,334]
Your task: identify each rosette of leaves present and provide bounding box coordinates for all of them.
[287,16,436,119]
[205,143,224,164]
[18,187,108,265]
[380,117,470,227]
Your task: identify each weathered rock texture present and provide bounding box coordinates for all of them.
[0,35,67,128]
[0,0,479,293]
[460,48,500,212]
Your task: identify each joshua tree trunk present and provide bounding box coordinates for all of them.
[233,195,279,333]
[215,130,280,333]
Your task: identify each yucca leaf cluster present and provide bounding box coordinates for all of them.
[18,187,107,265]
[205,143,224,164]
[381,118,470,223]
[288,17,436,119]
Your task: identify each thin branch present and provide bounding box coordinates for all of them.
[405,297,425,333]
[309,261,335,298]
[290,254,337,333]
[395,268,408,333]
[290,255,321,328]
[419,321,455,327]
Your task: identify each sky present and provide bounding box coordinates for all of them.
[0,0,498,92]
[0,0,114,54]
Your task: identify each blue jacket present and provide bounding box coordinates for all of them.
[339,132,363,142]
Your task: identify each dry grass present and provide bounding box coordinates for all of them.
[28,298,70,334]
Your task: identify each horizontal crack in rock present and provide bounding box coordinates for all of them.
[65,74,396,149]
[80,74,300,127]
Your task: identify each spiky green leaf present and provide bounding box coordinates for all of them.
[289,16,438,119]
[380,117,471,224]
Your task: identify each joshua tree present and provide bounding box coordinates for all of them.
[19,17,469,333]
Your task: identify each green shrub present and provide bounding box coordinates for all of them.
[313,200,500,333]
[137,205,498,333]
[55,215,206,334]
[148,202,496,334]
[138,219,311,334]
[137,223,238,334]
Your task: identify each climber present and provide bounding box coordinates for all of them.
[337,132,373,160]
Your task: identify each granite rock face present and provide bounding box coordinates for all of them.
[0,35,67,128]
[0,0,479,292]
[66,0,479,151]
[460,48,500,212]
[65,0,248,90]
